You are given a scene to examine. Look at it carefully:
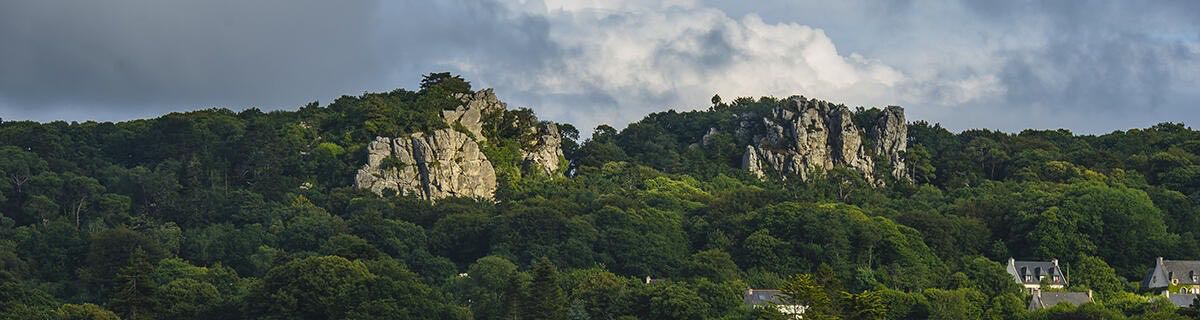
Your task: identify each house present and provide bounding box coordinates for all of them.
[1141,257,1200,294]
[1027,290,1094,311]
[744,289,806,317]
[1006,258,1067,293]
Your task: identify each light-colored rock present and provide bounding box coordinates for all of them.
[701,127,720,146]
[356,88,571,200]
[523,122,564,175]
[444,88,506,142]
[873,106,909,181]
[355,129,496,200]
[740,96,908,184]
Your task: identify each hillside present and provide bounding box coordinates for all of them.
[2,74,1200,319]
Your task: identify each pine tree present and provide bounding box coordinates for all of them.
[110,247,156,320]
[522,257,567,320]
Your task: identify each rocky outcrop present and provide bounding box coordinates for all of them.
[740,96,909,184]
[355,130,497,200]
[523,122,564,175]
[444,89,507,142]
[872,106,908,181]
[356,88,565,200]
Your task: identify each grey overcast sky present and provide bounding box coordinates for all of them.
[1,0,1198,135]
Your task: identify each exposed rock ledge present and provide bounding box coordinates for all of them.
[355,88,563,200]
[355,130,497,200]
[523,122,564,175]
[740,96,909,184]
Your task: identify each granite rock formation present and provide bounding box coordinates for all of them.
[355,130,497,200]
[871,106,908,181]
[443,89,506,142]
[740,96,909,184]
[356,88,564,200]
[523,122,564,175]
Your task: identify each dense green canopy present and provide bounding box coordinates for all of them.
[2,74,1199,319]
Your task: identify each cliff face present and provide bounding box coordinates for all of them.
[355,131,497,200]
[740,96,909,184]
[872,106,908,181]
[524,122,564,175]
[355,89,563,200]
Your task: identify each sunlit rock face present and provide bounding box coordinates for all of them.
[356,88,564,200]
[523,122,563,175]
[355,130,497,200]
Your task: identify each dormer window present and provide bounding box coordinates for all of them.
[1035,267,1043,281]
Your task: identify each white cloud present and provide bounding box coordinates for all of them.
[475,0,925,133]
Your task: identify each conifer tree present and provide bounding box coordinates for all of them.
[523,257,567,320]
[111,247,156,320]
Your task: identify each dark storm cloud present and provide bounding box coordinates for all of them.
[0,0,392,120]
[0,0,558,122]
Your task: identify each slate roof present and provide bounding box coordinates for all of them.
[1141,258,1200,289]
[1028,292,1093,311]
[1007,259,1066,285]
[1169,294,1199,308]
[1165,261,1200,285]
[744,289,784,306]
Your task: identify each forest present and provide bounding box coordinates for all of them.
[2,73,1200,319]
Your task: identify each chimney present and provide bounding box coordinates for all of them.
[1052,258,1059,268]
[1008,257,1015,267]
[1087,290,1093,301]
[1158,257,1165,266]
[644,276,651,284]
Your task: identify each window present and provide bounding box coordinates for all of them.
[1035,267,1043,281]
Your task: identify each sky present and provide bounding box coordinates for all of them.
[1,0,1198,136]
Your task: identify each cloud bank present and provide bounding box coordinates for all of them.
[1,0,1198,135]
